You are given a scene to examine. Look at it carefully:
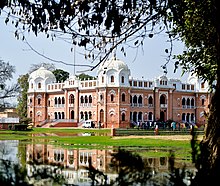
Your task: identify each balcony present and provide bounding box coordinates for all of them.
[80,103,92,107]
[68,103,74,107]
[182,105,195,109]
[54,104,65,108]
[148,104,153,108]
[130,103,143,107]
[160,104,167,108]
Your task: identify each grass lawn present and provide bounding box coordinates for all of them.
[0,127,203,160]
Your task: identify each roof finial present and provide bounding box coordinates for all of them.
[112,37,116,60]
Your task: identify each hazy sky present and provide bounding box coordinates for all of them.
[0,13,189,84]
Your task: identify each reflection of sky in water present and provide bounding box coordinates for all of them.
[0,140,19,164]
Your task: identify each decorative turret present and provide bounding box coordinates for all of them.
[28,66,56,92]
[187,73,209,92]
[97,56,131,87]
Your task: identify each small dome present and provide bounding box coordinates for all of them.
[99,56,129,72]
[29,66,56,80]
[158,75,168,81]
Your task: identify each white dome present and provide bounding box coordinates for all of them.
[99,56,129,72]
[158,75,168,81]
[29,66,56,81]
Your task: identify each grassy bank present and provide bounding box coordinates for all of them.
[0,128,203,160]
[0,127,202,148]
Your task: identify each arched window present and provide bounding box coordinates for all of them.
[122,93,126,102]
[62,97,65,104]
[62,112,65,119]
[69,94,74,104]
[89,111,92,119]
[201,82,205,88]
[182,98,186,106]
[84,111,88,120]
[58,97,61,104]
[31,83,33,89]
[160,94,166,104]
[30,98,32,104]
[133,95,137,104]
[85,95,88,103]
[48,100,50,107]
[54,97,58,105]
[182,113,186,121]
[148,96,153,105]
[54,112,58,119]
[122,113,125,121]
[30,111,33,118]
[191,113,194,122]
[111,75,114,83]
[121,76,125,83]
[80,96,84,103]
[58,112,61,119]
[138,95,142,104]
[202,99,205,105]
[38,82,41,89]
[100,94,103,101]
[102,76,104,83]
[80,111,84,119]
[186,98,190,107]
[191,98,194,107]
[111,94,114,102]
[89,95,92,103]
[186,113,190,122]
[38,98,41,105]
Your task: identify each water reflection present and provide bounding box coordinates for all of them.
[0,140,18,163]
[0,139,195,185]
[25,141,194,185]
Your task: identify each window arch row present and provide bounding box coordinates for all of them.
[80,95,93,107]
[54,96,65,107]
[182,97,195,108]
[181,113,195,123]
[80,111,93,120]
[130,94,143,107]
[54,112,65,119]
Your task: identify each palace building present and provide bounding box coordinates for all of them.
[27,57,211,128]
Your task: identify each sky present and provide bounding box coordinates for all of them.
[0,12,189,85]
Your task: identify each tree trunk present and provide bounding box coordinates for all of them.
[194,70,220,185]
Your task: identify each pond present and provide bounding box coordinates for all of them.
[0,131,197,185]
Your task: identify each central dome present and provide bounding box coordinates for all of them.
[29,66,56,81]
[99,56,129,72]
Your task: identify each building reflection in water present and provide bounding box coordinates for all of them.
[26,142,194,185]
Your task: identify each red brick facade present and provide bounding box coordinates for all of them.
[27,59,211,128]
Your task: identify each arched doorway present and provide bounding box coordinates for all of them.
[160,111,165,121]
[160,94,166,104]
[132,112,137,123]
[70,110,74,119]
[100,109,104,123]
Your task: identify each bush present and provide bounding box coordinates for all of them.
[14,124,28,131]
[8,124,13,130]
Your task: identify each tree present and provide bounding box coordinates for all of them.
[52,69,69,82]
[29,62,55,73]
[16,74,31,123]
[2,0,220,184]
[76,73,95,81]
[0,59,19,108]
[167,1,220,184]
[2,1,170,70]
